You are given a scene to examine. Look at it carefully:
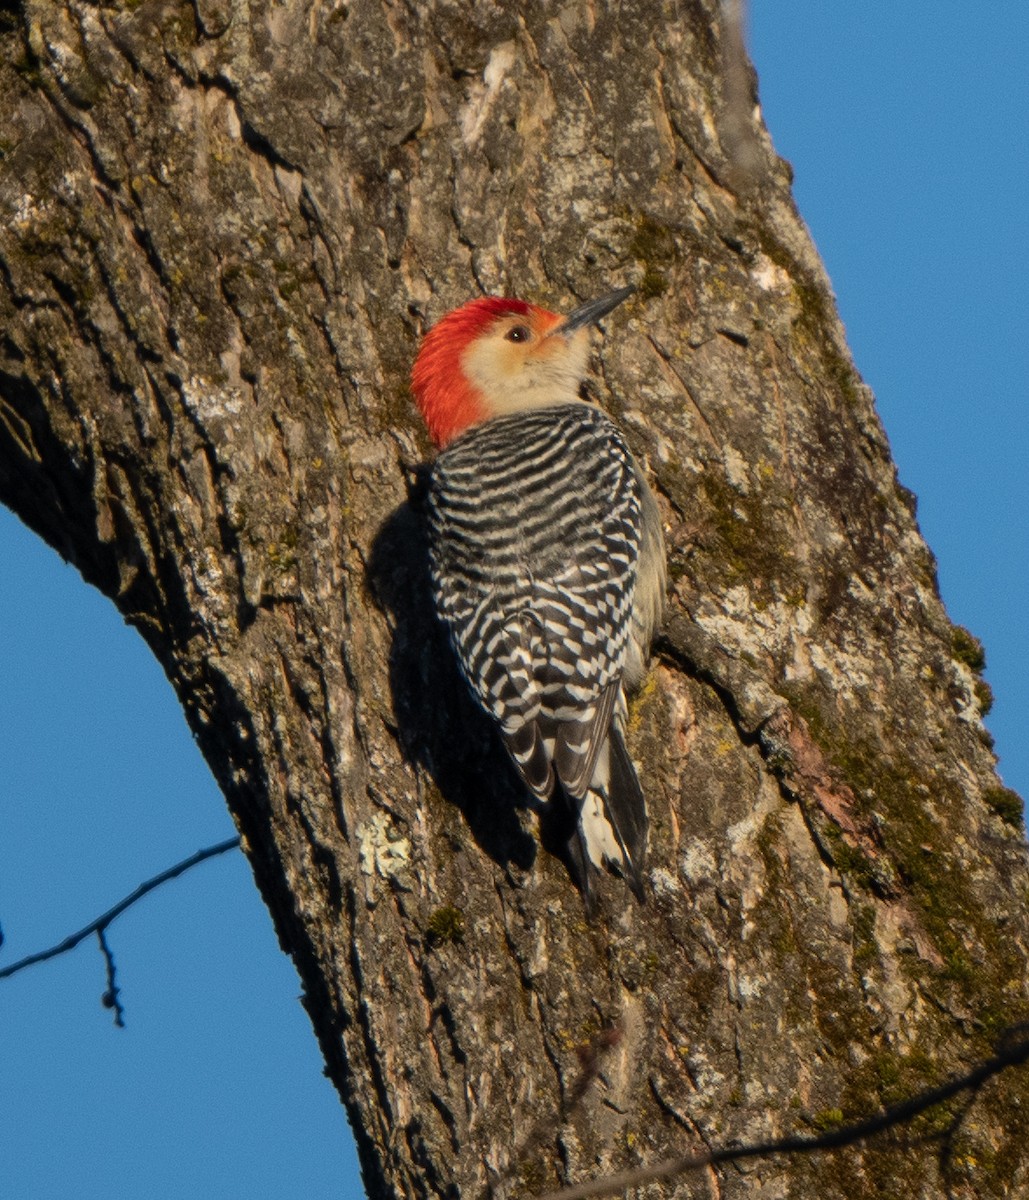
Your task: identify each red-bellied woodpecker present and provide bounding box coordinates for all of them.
[411,286,665,908]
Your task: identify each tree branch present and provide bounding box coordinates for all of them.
[532,1029,1029,1200]
[97,925,126,1029]
[0,836,241,982]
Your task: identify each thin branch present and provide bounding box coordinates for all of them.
[532,1029,1029,1200]
[720,0,763,189]
[0,836,241,981]
[97,925,125,1028]
[483,1024,625,1199]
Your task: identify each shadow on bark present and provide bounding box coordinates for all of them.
[367,480,543,879]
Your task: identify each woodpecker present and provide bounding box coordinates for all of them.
[411,286,665,908]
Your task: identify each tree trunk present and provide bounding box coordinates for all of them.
[2,2,1027,1197]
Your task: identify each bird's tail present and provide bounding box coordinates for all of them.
[569,717,648,910]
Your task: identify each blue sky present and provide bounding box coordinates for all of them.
[2,6,1026,1197]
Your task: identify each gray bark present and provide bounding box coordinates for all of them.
[1,2,1027,1197]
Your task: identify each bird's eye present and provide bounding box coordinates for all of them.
[505,325,531,343]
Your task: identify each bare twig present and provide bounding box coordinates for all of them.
[480,1023,626,1200]
[532,1029,1029,1200]
[0,836,241,983]
[720,0,764,189]
[97,925,125,1028]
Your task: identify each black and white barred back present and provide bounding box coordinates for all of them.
[427,402,648,901]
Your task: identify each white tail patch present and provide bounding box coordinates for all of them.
[578,740,626,869]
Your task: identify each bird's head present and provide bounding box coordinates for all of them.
[412,286,634,447]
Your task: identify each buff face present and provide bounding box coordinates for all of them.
[459,310,590,421]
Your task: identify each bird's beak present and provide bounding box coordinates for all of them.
[554,285,636,336]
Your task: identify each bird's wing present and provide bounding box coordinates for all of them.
[552,680,619,799]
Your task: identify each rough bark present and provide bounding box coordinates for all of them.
[1,2,1027,1197]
